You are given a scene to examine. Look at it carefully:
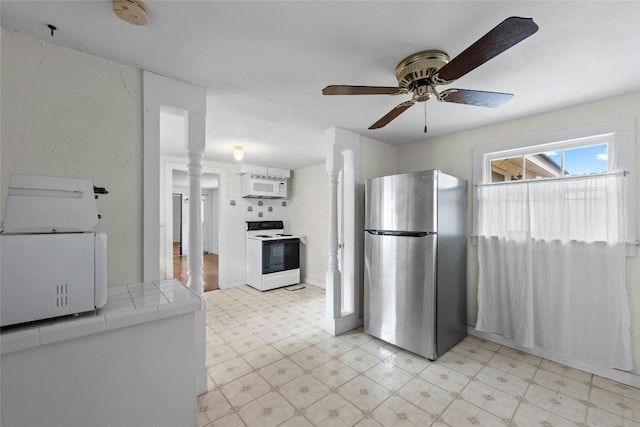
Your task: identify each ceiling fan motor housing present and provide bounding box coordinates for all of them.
[395,50,450,101]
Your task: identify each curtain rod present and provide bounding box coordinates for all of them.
[475,170,629,187]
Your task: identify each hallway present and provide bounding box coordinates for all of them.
[173,242,219,291]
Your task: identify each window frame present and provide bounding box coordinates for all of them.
[485,134,613,182]
[472,118,636,253]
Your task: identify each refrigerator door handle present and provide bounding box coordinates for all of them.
[365,230,436,237]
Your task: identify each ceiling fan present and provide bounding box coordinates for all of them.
[322,17,539,130]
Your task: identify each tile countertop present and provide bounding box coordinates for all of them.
[1,279,202,355]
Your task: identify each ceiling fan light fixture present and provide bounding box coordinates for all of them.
[233,145,245,161]
[113,0,149,26]
[413,84,440,103]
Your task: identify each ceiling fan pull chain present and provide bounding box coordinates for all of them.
[424,102,428,134]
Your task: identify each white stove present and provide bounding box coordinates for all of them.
[248,232,298,241]
[246,221,300,291]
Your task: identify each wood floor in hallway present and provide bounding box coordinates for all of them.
[173,242,219,292]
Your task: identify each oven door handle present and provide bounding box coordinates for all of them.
[264,238,300,244]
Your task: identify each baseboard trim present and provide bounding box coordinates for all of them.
[217,281,246,290]
[219,280,325,291]
[468,326,640,388]
[302,277,325,289]
[324,312,362,336]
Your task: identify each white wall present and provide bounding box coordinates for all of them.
[172,185,190,256]
[359,135,397,182]
[172,194,181,244]
[209,188,219,254]
[289,164,330,287]
[1,29,143,287]
[396,91,640,374]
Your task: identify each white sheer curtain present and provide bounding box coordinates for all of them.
[476,174,631,370]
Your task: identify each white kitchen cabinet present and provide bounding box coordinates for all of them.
[267,167,291,178]
[239,164,268,175]
[239,164,290,178]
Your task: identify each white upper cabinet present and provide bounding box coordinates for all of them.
[239,164,268,175]
[266,167,290,178]
[239,164,290,178]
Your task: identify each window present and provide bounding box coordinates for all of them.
[473,118,636,249]
[473,119,636,368]
[486,135,612,183]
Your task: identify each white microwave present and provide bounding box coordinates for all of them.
[241,174,288,199]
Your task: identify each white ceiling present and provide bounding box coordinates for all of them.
[2,1,639,170]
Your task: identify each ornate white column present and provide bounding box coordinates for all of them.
[186,111,206,295]
[187,151,204,294]
[185,110,207,396]
[325,141,342,328]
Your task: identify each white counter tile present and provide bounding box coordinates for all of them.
[104,306,141,330]
[40,315,106,345]
[128,305,160,325]
[102,298,135,310]
[107,285,131,302]
[1,327,40,354]
[128,282,160,299]
[157,296,201,320]
[1,279,201,355]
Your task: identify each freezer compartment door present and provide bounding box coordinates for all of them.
[364,232,437,359]
[365,170,437,233]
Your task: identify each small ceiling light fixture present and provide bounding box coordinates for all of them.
[113,0,149,26]
[233,145,245,161]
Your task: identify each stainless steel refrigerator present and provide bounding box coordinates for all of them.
[364,170,467,360]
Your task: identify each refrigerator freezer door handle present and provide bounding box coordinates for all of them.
[365,230,436,237]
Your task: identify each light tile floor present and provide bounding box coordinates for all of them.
[198,285,640,427]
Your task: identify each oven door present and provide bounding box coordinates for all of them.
[262,238,299,274]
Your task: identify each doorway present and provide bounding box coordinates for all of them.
[171,170,220,292]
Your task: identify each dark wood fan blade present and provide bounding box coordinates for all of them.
[368,101,414,129]
[322,85,406,95]
[435,17,538,82]
[439,89,513,107]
